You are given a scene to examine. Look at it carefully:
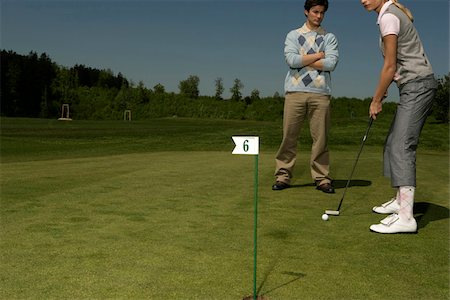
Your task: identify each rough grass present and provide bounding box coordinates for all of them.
[1,117,449,299]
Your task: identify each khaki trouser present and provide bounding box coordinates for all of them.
[275,92,331,185]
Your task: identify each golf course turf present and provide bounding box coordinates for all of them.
[1,117,448,299]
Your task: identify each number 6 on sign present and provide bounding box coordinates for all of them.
[232,136,259,155]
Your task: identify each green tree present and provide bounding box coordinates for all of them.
[3,57,22,116]
[51,66,79,114]
[136,81,151,104]
[0,50,57,117]
[179,75,200,99]
[433,74,449,123]
[250,89,260,101]
[153,83,165,94]
[215,77,224,100]
[230,78,244,101]
[98,68,116,88]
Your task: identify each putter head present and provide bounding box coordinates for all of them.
[325,210,340,216]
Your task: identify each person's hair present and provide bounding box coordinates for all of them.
[391,0,414,22]
[304,0,328,12]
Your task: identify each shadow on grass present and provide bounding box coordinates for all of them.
[414,202,450,229]
[258,270,306,297]
[290,180,371,189]
[253,253,306,297]
[332,179,372,189]
[290,183,315,188]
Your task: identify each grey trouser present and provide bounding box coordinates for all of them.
[384,75,437,187]
[275,92,331,185]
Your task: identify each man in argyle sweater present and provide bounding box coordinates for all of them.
[273,0,339,193]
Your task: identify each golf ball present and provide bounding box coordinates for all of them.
[322,213,329,221]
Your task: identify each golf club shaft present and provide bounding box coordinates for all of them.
[336,117,373,211]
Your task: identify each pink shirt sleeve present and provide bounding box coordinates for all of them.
[379,13,400,36]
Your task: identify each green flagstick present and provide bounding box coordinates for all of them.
[253,154,259,300]
[231,136,260,299]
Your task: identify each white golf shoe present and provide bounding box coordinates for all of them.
[370,213,417,234]
[372,198,400,214]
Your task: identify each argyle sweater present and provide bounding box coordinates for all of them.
[284,23,339,95]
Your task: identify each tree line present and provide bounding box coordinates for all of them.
[1,50,448,123]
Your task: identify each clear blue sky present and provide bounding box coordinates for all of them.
[1,0,449,100]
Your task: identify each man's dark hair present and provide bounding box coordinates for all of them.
[304,0,328,12]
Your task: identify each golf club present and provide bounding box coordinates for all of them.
[325,117,374,216]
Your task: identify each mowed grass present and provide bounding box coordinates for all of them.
[1,117,449,299]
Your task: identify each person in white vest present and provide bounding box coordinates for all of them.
[360,0,438,233]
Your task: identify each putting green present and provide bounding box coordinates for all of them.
[1,149,448,299]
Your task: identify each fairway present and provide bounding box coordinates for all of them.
[1,118,449,299]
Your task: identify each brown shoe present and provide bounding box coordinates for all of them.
[316,182,335,194]
[272,181,290,191]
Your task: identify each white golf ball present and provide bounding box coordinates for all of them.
[321,213,329,221]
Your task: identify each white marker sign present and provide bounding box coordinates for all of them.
[232,136,259,155]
